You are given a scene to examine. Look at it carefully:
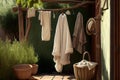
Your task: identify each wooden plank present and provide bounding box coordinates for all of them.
[29,76,41,80]
[92,0,101,80]
[29,75,75,80]
[40,75,54,80]
[18,7,24,41]
[25,18,31,40]
[111,0,120,79]
[53,75,63,80]
[41,0,94,3]
[63,75,75,80]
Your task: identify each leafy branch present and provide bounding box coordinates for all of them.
[16,0,44,9]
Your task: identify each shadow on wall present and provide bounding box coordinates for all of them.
[101,49,109,80]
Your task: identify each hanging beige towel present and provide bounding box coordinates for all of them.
[52,13,73,72]
[27,8,36,18]
[73,12,87,53]
[38,11,51,41]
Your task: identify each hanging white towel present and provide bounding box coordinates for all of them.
[27,8,36,18]
[52,13,73,72]
[73,12,87,53]
[38,11,51,41]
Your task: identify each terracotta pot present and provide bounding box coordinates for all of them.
[13,64,32,79]
[31,64,38,75]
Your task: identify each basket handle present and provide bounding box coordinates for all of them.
[82,51,91,61]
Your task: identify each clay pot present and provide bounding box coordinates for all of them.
[31,64,38,75]
[13,64,32,79]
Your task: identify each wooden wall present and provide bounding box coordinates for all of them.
[111,0,120,80]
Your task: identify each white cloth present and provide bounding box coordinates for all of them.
[52,13,73,72]
[73,12,87,53]
[77,60,97,70]
[27,8,36,18]
[38,11,51,41]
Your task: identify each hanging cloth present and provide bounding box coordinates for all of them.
[38,11,51,41]
[52,13,73,72]
[27,8,36,18]
[73,12,87,53]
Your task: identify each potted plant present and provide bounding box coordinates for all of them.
[0,39,16,80]
[13,64,32,80]
[0,39,38,80]
[21,41,39,75]
[31,64,39,75]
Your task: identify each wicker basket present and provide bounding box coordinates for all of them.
[73,51,97,80]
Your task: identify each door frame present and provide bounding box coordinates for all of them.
[110,0,120,80]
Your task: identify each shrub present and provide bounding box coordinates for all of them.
[0,0,18,40]
[0,39,38,80]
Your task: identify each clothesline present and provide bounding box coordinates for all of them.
[42,0,94,3]
[13,1,94,12]
[38,1,94,12]
[15,0,95,41]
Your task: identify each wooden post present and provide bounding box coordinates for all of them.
[18,7,24,41]
[111,0,120,79]
[91,0,101,80]
[25,18,31,40]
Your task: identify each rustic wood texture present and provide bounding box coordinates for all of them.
[18,7,24,41]
[111,0,120,80]
[15,1,94,12]
[29,75,75,80]
[25,18,31,40]
[91,0,101,80]
[41,0,94,3]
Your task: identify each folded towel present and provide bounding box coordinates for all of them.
[77,60,97,70]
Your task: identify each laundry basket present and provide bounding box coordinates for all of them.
[73,51,97,80]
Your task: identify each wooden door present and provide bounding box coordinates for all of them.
[111,0,120,80]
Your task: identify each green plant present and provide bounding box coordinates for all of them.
[16,0,44,9]
[19,41,38,64]
[0,39,38,80]
[15,0,72,9]
[0,0,16,15]
[0,10,18,33]
[0,0,18,40]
